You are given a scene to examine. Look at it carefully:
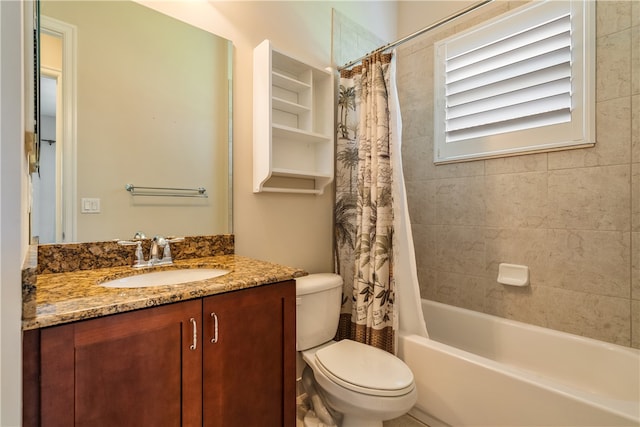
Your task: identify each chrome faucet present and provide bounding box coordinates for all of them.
[161,236,185,263]
[118,234,184,268]
[149,236,162,265]
[117,240,146,268]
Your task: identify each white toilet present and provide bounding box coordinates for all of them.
[296,273,417,427]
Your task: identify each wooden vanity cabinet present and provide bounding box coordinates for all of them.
[202,281,296,426]
[31,299,203,427]
[23,280,296,427]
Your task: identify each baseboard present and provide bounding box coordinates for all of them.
[408,407,450,427]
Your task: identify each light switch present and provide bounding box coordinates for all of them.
[81,198,101,214]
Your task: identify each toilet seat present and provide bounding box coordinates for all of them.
[314,340,415,397]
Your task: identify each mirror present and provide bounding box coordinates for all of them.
[33,0,232,244]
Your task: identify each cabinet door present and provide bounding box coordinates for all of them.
[39,300,203,427]
[202,281,296,427]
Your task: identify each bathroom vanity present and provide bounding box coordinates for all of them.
[22,237,303,427]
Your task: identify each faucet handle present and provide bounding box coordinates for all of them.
[149,236,163,263]
[162,241,173,262]
[118,240,145,267]
[157,237,184,263]
[133,231,146,239]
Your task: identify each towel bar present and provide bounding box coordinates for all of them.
[125,183,208,198]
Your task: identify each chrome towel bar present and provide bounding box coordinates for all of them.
[125,183,208,198]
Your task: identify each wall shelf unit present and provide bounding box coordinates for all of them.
[253,39,334,195]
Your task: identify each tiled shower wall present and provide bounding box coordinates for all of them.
[397,1,640,348]
[332,8,387,68]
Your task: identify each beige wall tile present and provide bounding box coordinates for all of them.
[485,282,537,324]
[546,229,631,298]
[435,225,486,277]
[397,25,454,57]
[484,228,548,284]
[411,224,437,271]
[332,10,386,68]
[485,172,548,228]
[453,1,510,33]
[405,180,436,226]
[399,0,636,347]
[435,176,485,226]
[633,163,640,232]
[398,101,432,143]
[547,165,631,231]
[633,95,640,163]
[596,1,632,37]
[396,49,434,143]
[487,284,631,346]
[417,267,436,299]
[596,29,631,102]
[485,152,547,175]
[632,232,640,300]
[632,300,640,349]
[632,26,639,95]
[402,137,432,183]
[432,159,485,180]
[595,96,632,163]
[396,48,433,98]
[541,287,631,346]
[548,97,631,169]
[431,271,487,312]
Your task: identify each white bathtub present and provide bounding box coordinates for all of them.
[397,299,640,427]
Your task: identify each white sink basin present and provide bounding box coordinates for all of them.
[100,268,229,288]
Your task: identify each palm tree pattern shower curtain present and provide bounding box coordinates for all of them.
[335,52,395,353]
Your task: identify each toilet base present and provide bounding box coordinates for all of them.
[301,343,417,427]
[341,415,383,427]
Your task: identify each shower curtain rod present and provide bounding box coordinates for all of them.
[337,0,493,71]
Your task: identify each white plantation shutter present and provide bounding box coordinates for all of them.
[433,0,594,164]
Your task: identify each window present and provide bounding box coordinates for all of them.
[433,0,595,164]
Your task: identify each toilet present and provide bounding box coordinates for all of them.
[296,273,417,427]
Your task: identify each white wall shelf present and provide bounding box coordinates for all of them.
[253,39,334,195]
[272,97,311,116]
[272,71,311,92]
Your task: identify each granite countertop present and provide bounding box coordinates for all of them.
[23,254,307,330]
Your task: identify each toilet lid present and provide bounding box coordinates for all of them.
[314,340,415,397]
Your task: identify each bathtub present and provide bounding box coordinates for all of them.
[397,299,640,427]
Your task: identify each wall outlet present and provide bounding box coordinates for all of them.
[81,198,101,214]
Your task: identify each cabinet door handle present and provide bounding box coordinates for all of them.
[210,312,219,344]
[189,318,197,350]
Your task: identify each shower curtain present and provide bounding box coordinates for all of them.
[334,52,427,354]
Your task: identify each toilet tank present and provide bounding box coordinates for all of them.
[295,273,343,351]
